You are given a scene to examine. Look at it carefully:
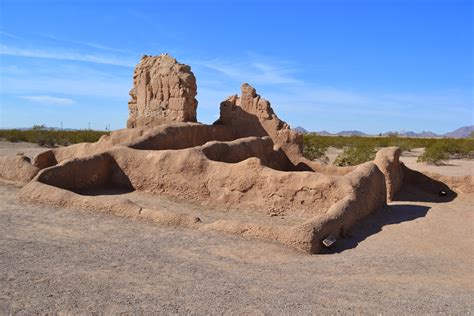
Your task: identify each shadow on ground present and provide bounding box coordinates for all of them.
[320,203,431,254]
[393,186,456,203]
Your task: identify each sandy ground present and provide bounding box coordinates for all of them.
[1,142,473,314]
[0,141,48,160]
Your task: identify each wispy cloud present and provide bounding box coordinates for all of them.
[37,33,130,53]
[2,65,29,75]
[193,58,300,85]
[0,30,22,40]
[0,44,135,67]
[266,84,472,116]
[19,95,75,105]
[196,78,472,131]
[5,74,129,99]
[1,58,130,100]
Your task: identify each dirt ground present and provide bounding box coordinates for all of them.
[0,141,47,160]
[1,142,473,314]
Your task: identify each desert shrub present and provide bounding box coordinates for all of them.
[333,145,376,166]
[303,145,328,161]
[1,130,27,142]
[34,134,55,147]
[303,136,328,162]
[418,139,474,164]
[417,143,450,165]
[384,136,415,152]
[304,134,473,159]
[0,129,109,146]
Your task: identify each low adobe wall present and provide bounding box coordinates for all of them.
[201,136,295,171]
[374,147,404,201]
[0,155,39,184]
[126,123,236,150]
[31,145,345,216]
[373,146,472,199]
[31,122,237,170]
[19,141,388,253]
[284,161,387,253]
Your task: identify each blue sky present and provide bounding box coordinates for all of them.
[0,0,472,134]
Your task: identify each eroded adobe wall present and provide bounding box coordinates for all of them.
[288,161,387,253]
[35,153,117,193]
[31,145,352,217]
[374,147,404,201]
[215,83,304,164]
[201,136,294,171]
[20,148,388,253]
[0,155,39,184]
[32,123,238,169]
[127,54,198,128]
[125,123,236,150]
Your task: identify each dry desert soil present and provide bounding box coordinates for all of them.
[0,142,473,314]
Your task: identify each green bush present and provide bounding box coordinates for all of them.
[303,138,328,162]
[303,134,474,165]
[33,133,56,147]
[417,139,474,165]
[0,129,109,147]
[417,144,450,165]
[388,138,415,152]
[333,145,376,166]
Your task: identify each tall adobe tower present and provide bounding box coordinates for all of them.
[127,54,198,128]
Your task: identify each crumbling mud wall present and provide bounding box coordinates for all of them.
[20,145,387,253]
[2,53,472,254]
[374,147,404,201]
[374,147,474,198]
[32,122,236,169]
[289,162,387,253]
[0,155,39,184]
[216,83,303,164]
[29,144,350,215]
[127,54,198,128]
[201,136,294,171]
[125,123,236,150]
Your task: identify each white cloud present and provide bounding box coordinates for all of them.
[192,58,300,85]
[266,84,472,117]
[191,53,472,121]
[1,65,29,75]
[37,33,130,54]
[2,45,471,132]
[5,75,129,99]
[0,44,135,67]
[0,31,22,40]
[1,62,131,99]
[19,95,76,105]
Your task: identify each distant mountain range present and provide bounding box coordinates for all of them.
[292,125,474,138]
[292,126,308,133]
[443,126,474,138]
[382,131,440,138]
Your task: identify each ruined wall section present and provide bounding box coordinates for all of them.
[216,83,303,164]
[127,54,198,128]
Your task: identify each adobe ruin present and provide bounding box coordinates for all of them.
[0,54,471,254]
[127,54,198,128]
